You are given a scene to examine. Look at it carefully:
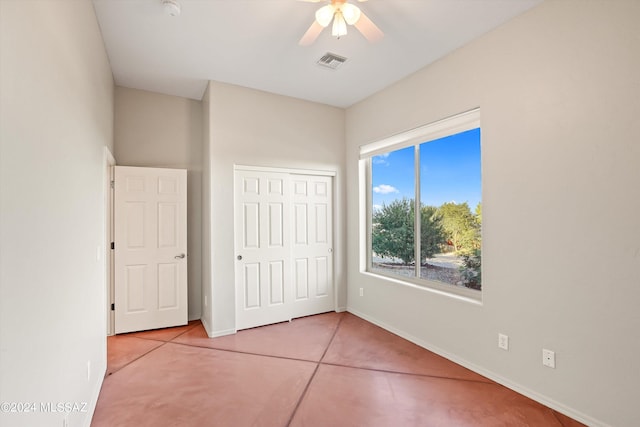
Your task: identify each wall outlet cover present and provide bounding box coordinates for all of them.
[498,333,509,350]
[542,349,556,368]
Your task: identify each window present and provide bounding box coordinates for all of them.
[362,109,482,296]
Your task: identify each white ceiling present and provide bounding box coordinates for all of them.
[92,0,542,108]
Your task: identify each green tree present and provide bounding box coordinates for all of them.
[420,206,444,261]
[438,202,478,252]
[457,202,482,290]
[475,202,482,226]
[372,198,414,264]
[372,199,444,265]
[459,249,481,290]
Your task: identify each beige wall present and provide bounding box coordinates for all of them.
[345,1,640,426]
[114,87,203,320]
[201,86,213,333]
[202,81,346,335]
[0,0,114,425]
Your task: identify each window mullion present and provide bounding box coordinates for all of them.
[366,157,373,272]
[414,145,421,278]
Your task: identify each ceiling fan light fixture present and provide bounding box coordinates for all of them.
[300,0,383,46]
[332,11,347,37]
[341,3,361,25]
[315,5,335,28]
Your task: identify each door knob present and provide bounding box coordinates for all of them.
[237,255,243,260]
[175,253,186,259]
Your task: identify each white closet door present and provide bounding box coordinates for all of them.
[234,170,292,330]
[234,169,334,331]
[290,175,334,318]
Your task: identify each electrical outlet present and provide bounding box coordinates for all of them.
[204,295,208,307]
[542,349,555,368]
[359,287,364,297]
[498,333,509,350]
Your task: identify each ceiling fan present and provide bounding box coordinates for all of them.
[298,0,384,46]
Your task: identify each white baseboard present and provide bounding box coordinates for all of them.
[201,319,236,338]
[200,316,212,336]
[84,364,106,427]
[346,308,606,427]
[209,329,236,338]
[336,306,347,313]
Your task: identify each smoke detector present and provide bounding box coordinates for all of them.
[163,0,181,17]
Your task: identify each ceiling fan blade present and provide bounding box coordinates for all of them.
[299,21,325,46]
[354,11,383,43]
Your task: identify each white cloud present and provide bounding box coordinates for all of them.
[372,153,390,165]
[373,184,399,194]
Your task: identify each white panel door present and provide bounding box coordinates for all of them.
[290,175,334,318]
[114,166,188,334]
[235,170,292,330]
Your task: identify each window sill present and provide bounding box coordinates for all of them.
[361,269,483,305]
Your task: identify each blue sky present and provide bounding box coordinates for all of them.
[372,128,481,210]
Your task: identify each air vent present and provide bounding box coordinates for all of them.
[317,52,347,70]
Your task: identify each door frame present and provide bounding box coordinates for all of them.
[103,147,116,336]
[233,165,337,329]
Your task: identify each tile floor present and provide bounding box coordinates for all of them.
[92,312,585,427]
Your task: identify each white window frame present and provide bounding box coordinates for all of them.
[360,108,482,302]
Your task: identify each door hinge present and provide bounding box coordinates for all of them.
[110,242,115,250]
[110,303,115,311]
[110,180,114,189]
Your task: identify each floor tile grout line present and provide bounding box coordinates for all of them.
[285,363,320,427]
[168,321,202,341]
[166,340,323,365]
[318,312,346,363]
[285,313,346,427]
[316,314,495,386]
[122,322,201,343]
[106,341,169,377]
[121,335,173,343]
[318,361,496,385]
[164,314,348,364]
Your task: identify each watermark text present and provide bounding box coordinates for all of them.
[1,402,88,414]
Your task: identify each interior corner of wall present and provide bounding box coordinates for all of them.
[200,315,213,337]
